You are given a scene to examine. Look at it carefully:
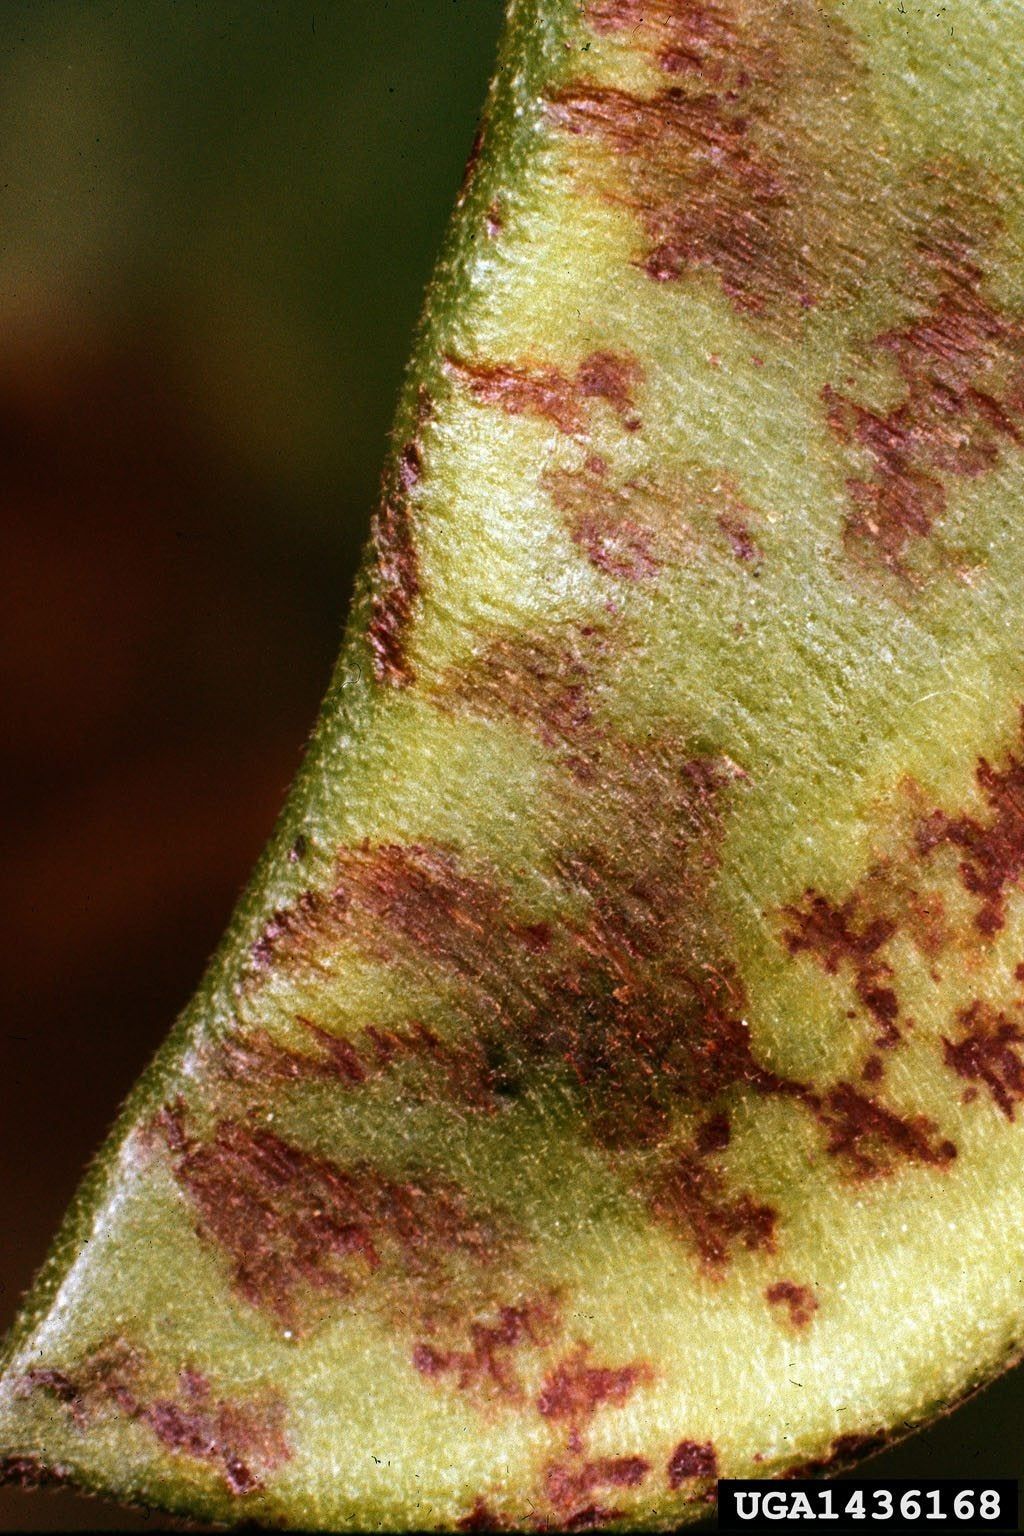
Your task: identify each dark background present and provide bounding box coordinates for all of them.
[0,2,1020,1528]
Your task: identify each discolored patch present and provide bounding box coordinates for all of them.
[546,455,681,582]
[456,122,486,210]
[917,711,1024,935]
[537,1344,653,1426]
[586,0,739,78]
[368,389,432,687]
[783,890,901,1048]
[253,840,538,1011]
[550,0,874,318]
[154,1104,506,1332]
[717,509,763,566]
[16,1368,79,1417]
[647,1143,777,1270]
[444,351,642,437]
[667,1438,718,1488]
[219,1014,499,1115]
[943,1002,1024,1120]
[0,1454,72,1490]
[695,1110,731,1155]
[458,1499,510,1531]
[544,1454,650,1522]
[251,617,965,1288]
[765,1280,818,1330]
[786,1430,890,1479]
[545,454,763,584]
[814,1083,956,1180]
[18,1340,289,1497]
[411,1295,561,1408]
[824,190,1024,576]
[442,627,605,766]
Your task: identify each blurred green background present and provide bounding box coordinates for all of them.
[0,2,1020,1528]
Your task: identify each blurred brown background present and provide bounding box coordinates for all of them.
[0,1,1021,1528]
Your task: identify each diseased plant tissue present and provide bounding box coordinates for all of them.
[3,0,1024,1528]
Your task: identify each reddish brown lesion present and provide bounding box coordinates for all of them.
[824,199,1024,577]
[252,840,537,1011]
[537,1345,654,1426]
[782,890,901,1049]
[586,0,739,79]
[545,455,680,582]
[667,1437,718,1489]
[544,455,763,584]
[917,709,1024,935]
[441,627,604,764]
[456,122,486,209]
[647,1142,777,1270]
[411,1295,562,1408]
[765,1280,819,1330]
[18,1340,290,1497]
[444,351,642,437]
[535,1345,655,1526]
[813,1083,956,1179]
[543,1454,651,1526]
[246,618,965,1291]
[457,1499,511,1531]
[367,388,432,687]
[217,1016,500,1116]
[717,509,763,565]
[153,1103,506,1333]
[550,0,871,318]
[0,1455,72,1491]
[943,1001,1024,1119]
[784,1430,889,1479]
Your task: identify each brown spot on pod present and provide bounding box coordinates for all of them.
[785,1430,890,1478]
[537,1344,653,1426]
[411,1294,562,1407]
[814,1082,956,1180]
[562,1508,627,1530]
[218,1014,499,1115]
[444,351,642,437]
[861,1054,884,1084]
[695,1109,731,1154]
[253,622,963,1284]
[545,1455,651,1521]
[458,1500,511,1531]
[252,841,533,1012]
[218,1019,368,1088]
[917,709,1024,935]
[16,1367,81,1418]
[368,388,432,687]
[545,456,678,582]
[0,1455,72,1491]
[647,1142,777,1269]
[443,628,604,761]
[667,1438,718,1488]
[586,0,739,79]
[154,1107,506,1331]
[550,1,872,318]
[765,1279,819,1330]
[783,890,901,1048]
[717,509,763,565]
[824,192,1024,576]
[943,1001,1024,1119]
[18,1340,290,1497]
[545,456,763,584]
[457,122,486,209]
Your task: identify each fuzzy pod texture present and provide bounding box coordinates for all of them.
[4,0,1024,1529]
